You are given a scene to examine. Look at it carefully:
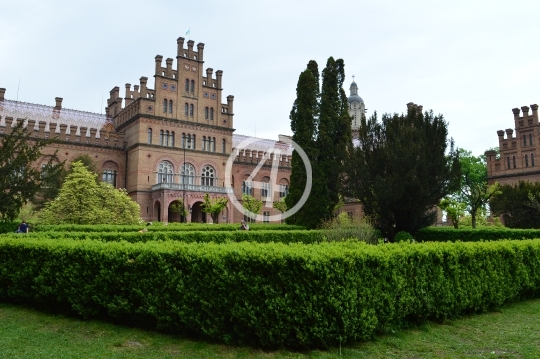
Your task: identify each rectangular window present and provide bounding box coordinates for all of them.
[242,181,253,195]
[263,211,270,223]
[513,156,517,169]
[530,134,533,146]
[526,154,529,167]
[524,135,527,147]
[279,184,289,198]
[532,153,535,167]
[507,157,510,169]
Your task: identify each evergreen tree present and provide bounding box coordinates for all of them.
[346,106,461,239]
[490,181,540,228]
[286,63,319,225]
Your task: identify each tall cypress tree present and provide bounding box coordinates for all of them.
[286,63,319,225]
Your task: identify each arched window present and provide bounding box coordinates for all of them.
[222,139,226,153]
[526,154,529,167]
[201,165,215,186]
[210,107,214,120]
[202,136,207,151]
[163,99,167,113]
[191,80,195,93]
[185,79,189,92]
[532,153,535,167]
[242,181,253,195]
[102,170,117,187]
[192,135,196,149]
[169,100,173,113]
[180,163,195,185]
[190,104,194,117]
[211,137,216,152]
[513,156,517,169]
[507,157,511,169]
[530,133,534,146]
[184,103,189,116]
[279,179,289,198]
[165,130,170,146]
[261,177,271,198]
[147,128,152,144]
[523,135,527,147]
[171,131,175,147]
[159,130,164,146]
[205,107,209,119]
[157,161,174,183]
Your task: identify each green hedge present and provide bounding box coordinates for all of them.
[415,227,540,242]
[32,223,305,233]
[1,238,540,348]
[0,222,19,234]
[2,230,326,245]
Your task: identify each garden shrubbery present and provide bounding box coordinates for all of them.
[1,237,540,348]
[415,226,540,242]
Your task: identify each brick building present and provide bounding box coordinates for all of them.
[486,104,540,185]
[0,37,293,224]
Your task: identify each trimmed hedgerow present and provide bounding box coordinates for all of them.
[415,227,540,242]
[0,238,539,348]
[32,223,305,233]
[0,222,19,234]
[2,230,327,244]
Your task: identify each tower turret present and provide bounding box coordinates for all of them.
[348,75,365,137]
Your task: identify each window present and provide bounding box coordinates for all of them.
[163,99,167,113]
[180,163,195,185]
[523,135,527,146]
[222,139,226,154]
[159,130,164,146]
[530,133,533,146]
[261,177,270,198]
[169,100,173,113]
[185,79,189,92]
[513,156,517,169]
[244,214,255,224]
[210,107,214,120]
[533,153,535,167]
[201,165,215,186]
[147,128,152,144]
[165,131,170,146]
[184,103,189,116]
[157,161,174,183]
[190,104,194,117]
[202,136,207,151]
[191,80,195,93]
[205,107,209,119]
[242,181,253,195]
[263,211,270,223]
[170,131,175,147]
[102,170,117,187]
[279,184,289,198]
[526,154,529,167]
[507,157,511,169]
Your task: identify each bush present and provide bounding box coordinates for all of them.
[414,227,540,242]
[394,231,414,242]
[319,213,378,244]
[0,221,20,234]
[1,238,540,348]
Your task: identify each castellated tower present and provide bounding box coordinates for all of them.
[347,77,365,139]
[486,104,540,186]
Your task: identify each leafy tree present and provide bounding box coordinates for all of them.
[439,197,466,229]
[202,193,228,224]
[40,161,140,224]
[69,154,99,175]
[169,199,188,219]
[346,106,461,239]
[241,194,262,222]
[455,149,501,228]
[490,181,540,228]
[0,120,64,221]
[31,160,67,211]
[286,62,319,226]
[273,197,287,213]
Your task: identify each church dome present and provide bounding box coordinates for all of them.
[348,80,364,104]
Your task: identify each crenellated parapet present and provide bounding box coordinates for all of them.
[232,134,292,168]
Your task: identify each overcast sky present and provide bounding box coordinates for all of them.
[2,0,539,156]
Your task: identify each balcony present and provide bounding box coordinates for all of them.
[151,182,233,194]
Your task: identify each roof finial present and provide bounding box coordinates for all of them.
[352,74,355,82]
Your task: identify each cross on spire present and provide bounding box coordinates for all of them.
[352,74,355,81]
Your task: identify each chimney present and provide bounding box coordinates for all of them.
[155,55,163,76]
[166,58,173,77]
[522,106,530,117]
[140,77,148,97]
[531,104,539,124]
[216,70,223,89]
[187,40,194,58]
[177,37,185,57]
[0,88,5,101]
[55,97,63,109]
[206,68,213,84]
[505,128,514,139]
[512,108,520,120]
[227,95,234,114]
[197,42,205,61]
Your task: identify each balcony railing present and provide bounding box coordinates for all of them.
[151,182,233,194]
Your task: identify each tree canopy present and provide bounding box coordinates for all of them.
[0,120,64,221]
[242,194,262,222]
[346,106,461,239]
[490,181,540,228]
[202,193,228,223]
[40,161,140,225]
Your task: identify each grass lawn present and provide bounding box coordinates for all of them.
[1,299,539,358]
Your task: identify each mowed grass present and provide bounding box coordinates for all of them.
[1,299,540,359]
